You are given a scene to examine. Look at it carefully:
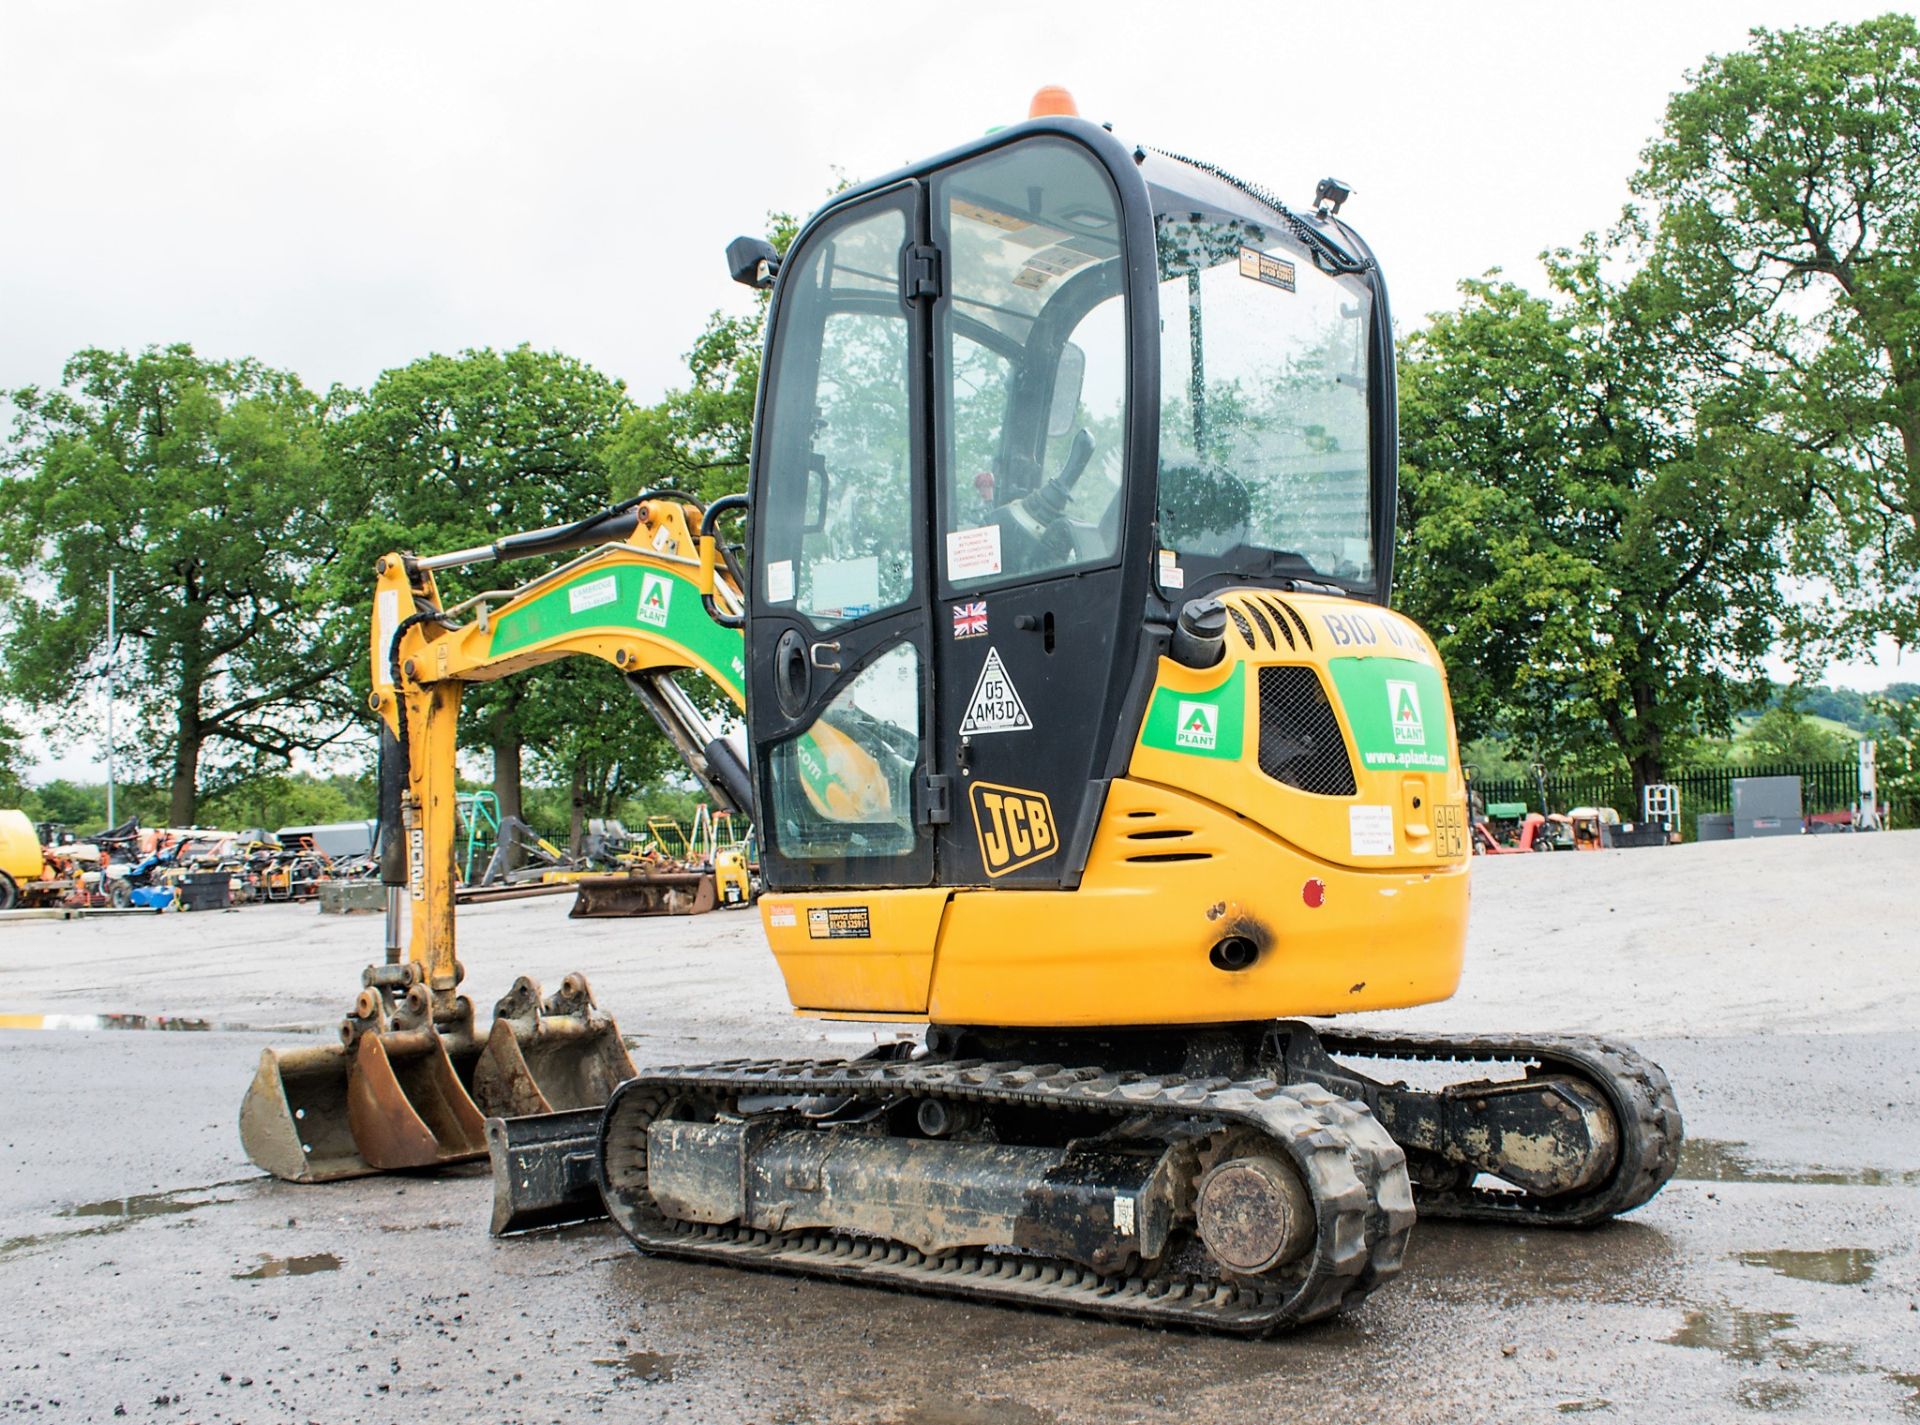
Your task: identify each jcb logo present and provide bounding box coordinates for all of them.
[969,780,1057,878]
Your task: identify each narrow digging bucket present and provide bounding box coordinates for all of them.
[239,1042,375,1182]
[346,1015,489,1172]
[470,974,637,1118]
[569,871,715,919]
[485,1107,606,1235]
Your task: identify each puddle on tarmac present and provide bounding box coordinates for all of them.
[62,1191,206,1221]
[1,1185,236,1264]
[890,1405,1059,1425]
[895,1402,1058,1425]
[234,1252,342,1280]
[1736,1247,1877,1285]
[1672,1306,1920,1414]
[1667,1305,1800,1363]
[1678,1138,1920,1188]
[593,1351,682,1382]
[1666,1306,1855,1373]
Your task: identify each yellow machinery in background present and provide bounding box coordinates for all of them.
[0,809,46,911]
[241,89,1681,1335]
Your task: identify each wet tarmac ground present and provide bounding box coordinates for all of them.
[1,834,1916,1422]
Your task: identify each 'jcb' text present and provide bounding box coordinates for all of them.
[968,781,1057,878]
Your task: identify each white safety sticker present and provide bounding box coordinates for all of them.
[766,559,795,604]
[1349,804,1396,857]
[651,523,677,552]
[947,524,1003,581]
[568,574,619,615]
[374,589,399,686]
[1114,1193,1136,1236]
[765,902,797,928]
[1157,547,1184,589]
[959,647,1031,735]
[637,571,673,628]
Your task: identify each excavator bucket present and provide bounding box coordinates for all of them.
[340,986,488,1172]
[569,869,716,919]
[485,1106,605,1235]
[238,1042,374,1182]
[470,974,636,1117]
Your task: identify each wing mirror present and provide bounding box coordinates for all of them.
[727,236,781,290]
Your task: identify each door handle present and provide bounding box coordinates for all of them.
[809,640,842,672]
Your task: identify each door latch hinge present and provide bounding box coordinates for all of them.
[919,773,952,826]
[905,244,942,302]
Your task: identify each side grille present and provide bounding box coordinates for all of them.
[1257,667,1357,796]
[1225,593,1315,653]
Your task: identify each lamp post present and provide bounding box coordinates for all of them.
[105,569,115,828]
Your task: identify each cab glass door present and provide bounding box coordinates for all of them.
[749,188,935,889]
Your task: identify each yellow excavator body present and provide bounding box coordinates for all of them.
[241,91,1679,1337]
[762,594,1467,1021]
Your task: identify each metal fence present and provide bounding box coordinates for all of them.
[1470,761,1862,838]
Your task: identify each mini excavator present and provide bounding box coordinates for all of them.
[241,89,1681,1334]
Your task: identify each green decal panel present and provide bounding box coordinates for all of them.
[1140,664,1246,760]
[487,565,747,701]
[1327,656,1451,773]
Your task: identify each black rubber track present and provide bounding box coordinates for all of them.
[1317,1028,1683,1227]
[599,1056,1415,1334]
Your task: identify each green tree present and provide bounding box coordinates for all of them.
[519,661,680,854]
[1396,264,1788,796]
[1,346,364,824]
[330,346,635,824]
[1632,14,1920,647]
[604,212,798,504]
[1866,692,1919,821]
[1740,705,1853,763]
[0,710,30,808]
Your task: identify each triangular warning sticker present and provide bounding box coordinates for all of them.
[959,647,1032,735]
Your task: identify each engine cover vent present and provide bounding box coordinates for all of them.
[1257,667,1357,797]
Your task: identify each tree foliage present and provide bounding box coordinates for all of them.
[604,212,799,504]
[1396,261,1788,792]
[1632,13,1920,647]
[0,345,363,824]
[329,345,637,822]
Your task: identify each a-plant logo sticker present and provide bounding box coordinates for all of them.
[1175,700,1219,751]
[637,572,674,629]
[968,780,1057,877]
[1387,679,1424,745]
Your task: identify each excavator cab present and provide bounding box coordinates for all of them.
[747,120,1393,901]
[736,104,1442,1027]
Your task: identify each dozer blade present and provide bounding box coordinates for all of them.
[569,870,715,919]
[469,973,637,1118]
[486,1107,606,1235]
[347,1026,489,1171]
[239,1043,375,1182]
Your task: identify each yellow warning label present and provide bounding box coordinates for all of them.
[1237,247,1296,292]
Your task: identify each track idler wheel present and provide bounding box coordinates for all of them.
[1195,1153,1316,1275]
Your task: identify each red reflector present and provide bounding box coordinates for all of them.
[1302,879,1325,909]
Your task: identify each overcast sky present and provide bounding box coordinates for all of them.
[2,0,1907,778]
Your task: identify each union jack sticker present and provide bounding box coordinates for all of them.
[952,600,988,639]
